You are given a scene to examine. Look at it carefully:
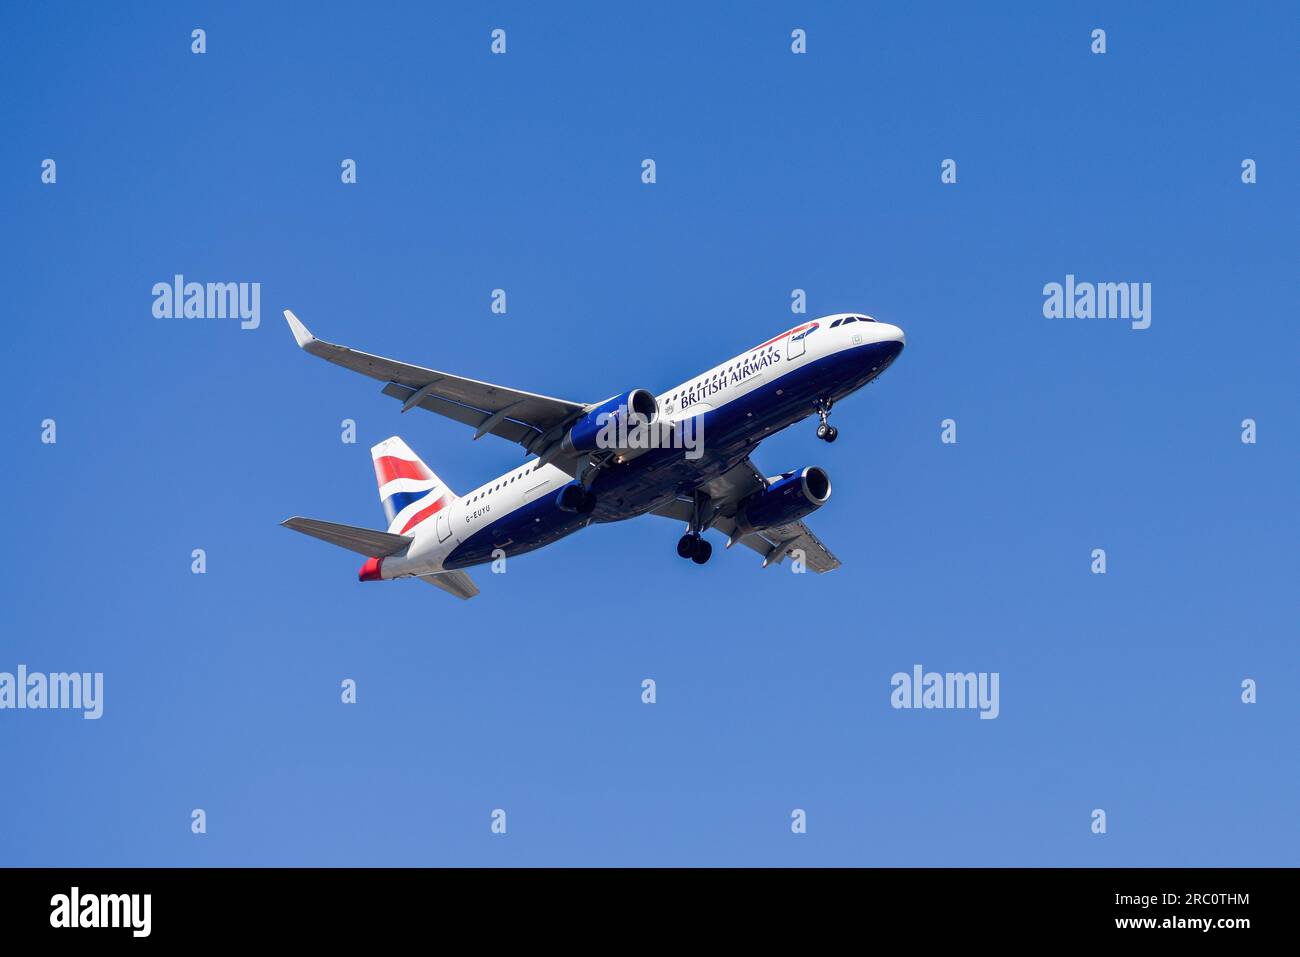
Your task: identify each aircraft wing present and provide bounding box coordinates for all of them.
[648,457,761,529]
[697,456,768,506]
[727,517,841,573]
[284,310,589,458]
[651,457,842,573]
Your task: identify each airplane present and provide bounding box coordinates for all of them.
[280,309,905,599]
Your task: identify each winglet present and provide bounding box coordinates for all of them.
[283,309,316,349]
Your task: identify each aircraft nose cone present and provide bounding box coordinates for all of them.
[879,322,905,346]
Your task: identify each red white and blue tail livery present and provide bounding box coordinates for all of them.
[372,437,453,535]
[280,307,905,599]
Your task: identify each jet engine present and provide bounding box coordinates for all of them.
[733,467,831,535]
[560,389,659,455]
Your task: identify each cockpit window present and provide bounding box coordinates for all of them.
[855,315,875,322]
[830,318,843,328]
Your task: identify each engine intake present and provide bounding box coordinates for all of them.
[560,389,659,455]
[735,466,831,534]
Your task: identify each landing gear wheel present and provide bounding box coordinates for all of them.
[690,538,712,564]
[677,534,696,559]
[814,397,835,441]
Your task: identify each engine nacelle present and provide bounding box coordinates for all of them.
[560,389,659,455]
[734,467,831,535]
[555,481,596,514]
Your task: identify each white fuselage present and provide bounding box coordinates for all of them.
[378,314,903,578]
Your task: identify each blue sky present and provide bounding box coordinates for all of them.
[1,1,1295,866]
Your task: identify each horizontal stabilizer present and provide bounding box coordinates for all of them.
[419,569,479,600]
[282,517,412,558]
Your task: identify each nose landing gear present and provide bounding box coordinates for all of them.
[814,398,838,443]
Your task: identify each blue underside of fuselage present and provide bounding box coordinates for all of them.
[443,339,902,569]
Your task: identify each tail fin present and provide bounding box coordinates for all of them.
[371,436,456,535]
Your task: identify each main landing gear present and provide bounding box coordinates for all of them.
[675,490,713,564]
[814,398,838,443]
[677,533,712,565]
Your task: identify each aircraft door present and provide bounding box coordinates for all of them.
[786,327,807,360]
[436,510,452,543]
